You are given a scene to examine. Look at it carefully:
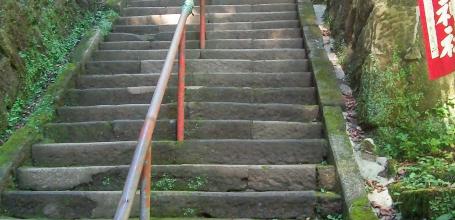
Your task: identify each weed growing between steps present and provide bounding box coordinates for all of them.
[153,174,208,191]
[0,8,117,145]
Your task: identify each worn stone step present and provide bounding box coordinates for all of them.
[17,164,335,191]
[86,59,309,74]
[113,22,299,35]
[56,103,319,122]
[119,10,297,24]
[105,33,148,41]
[128,0,297,7]
[99,38,303,50]
[153,29,302,41]
[32,139,329,167]
[77,72,313,89]
[92,49,201,61]
[65,87,317,106]
[207,11,297,23]
[2,191,342,219]
[117,14,200,26]
[122,4,296,16]
[43,120,323,142]
[112,25,159,35]
[92,49,306,61]
[117,17,299,31]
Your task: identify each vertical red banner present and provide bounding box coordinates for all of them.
[419,0,455,80]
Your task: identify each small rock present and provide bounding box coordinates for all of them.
[340,84,352,96]
[360,138,376,153]
[376,157,389,177]
[368,189,393,209]
[376,157,388,167]
[361,151,377,162]
[358,158,387,184]
[334,66,345,80]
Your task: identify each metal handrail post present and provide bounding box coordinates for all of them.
[139,145,152,220]
[200,0,206,49]
[177,27,187,142]
[113,1,194,219]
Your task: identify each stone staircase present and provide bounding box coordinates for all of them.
[1,0,343,219]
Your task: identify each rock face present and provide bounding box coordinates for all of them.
[327,0,455,127]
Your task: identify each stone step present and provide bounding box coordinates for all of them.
[119,9,299,24]
[105,33,149,41]
[43,120,324,142]
[152,29,302,41]
[99,38,303,50]
[92,49,306,61]
[76,72,313,89]
[2,191,342,219]
[114,20,299,34]
[113,25,159,35]
[128,0,297,7]
[207,11,297,23]
[115,20,300,32]
[86,59,309,74]
[32,139,329,167]
[122,4,296,16]
[93,49,201,61]
[56,103,319,123]
[16,164,335,191]
[65,87,317,106]
[117,14,200,26]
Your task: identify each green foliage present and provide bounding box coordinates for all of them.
[0,5,117,144]
[333,38,348,67]
[322,9,334,28]
[360,52,454,161]
[101,176,112,186]
[187,176,207,191]
[430,192,455,220]
[153,174,177,191]
[326,214,343,220]
[377,101,454,160]
[399,157,454,191]
[182,208,196,217]
[359,53,423,128]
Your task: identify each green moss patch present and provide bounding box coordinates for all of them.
[390,187,455,219]
[348,197,377,220]
[322,107,377,220]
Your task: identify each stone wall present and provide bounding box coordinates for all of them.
[327,0,455,127]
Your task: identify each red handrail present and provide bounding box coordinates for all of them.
[114,0,205,219]
[199,0,206,49]
[177,27,186,141]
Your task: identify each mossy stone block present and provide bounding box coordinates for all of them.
[312,58,344,107]
[298,0,319,27]
[389,186,455,219]
[323,106,377,219]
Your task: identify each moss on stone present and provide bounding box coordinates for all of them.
[389,186,455,219]
[322,106,346,136]
[322,107,377,219]
[311,59,344,107]
[298,1,320,27]
[348,196,377,220]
